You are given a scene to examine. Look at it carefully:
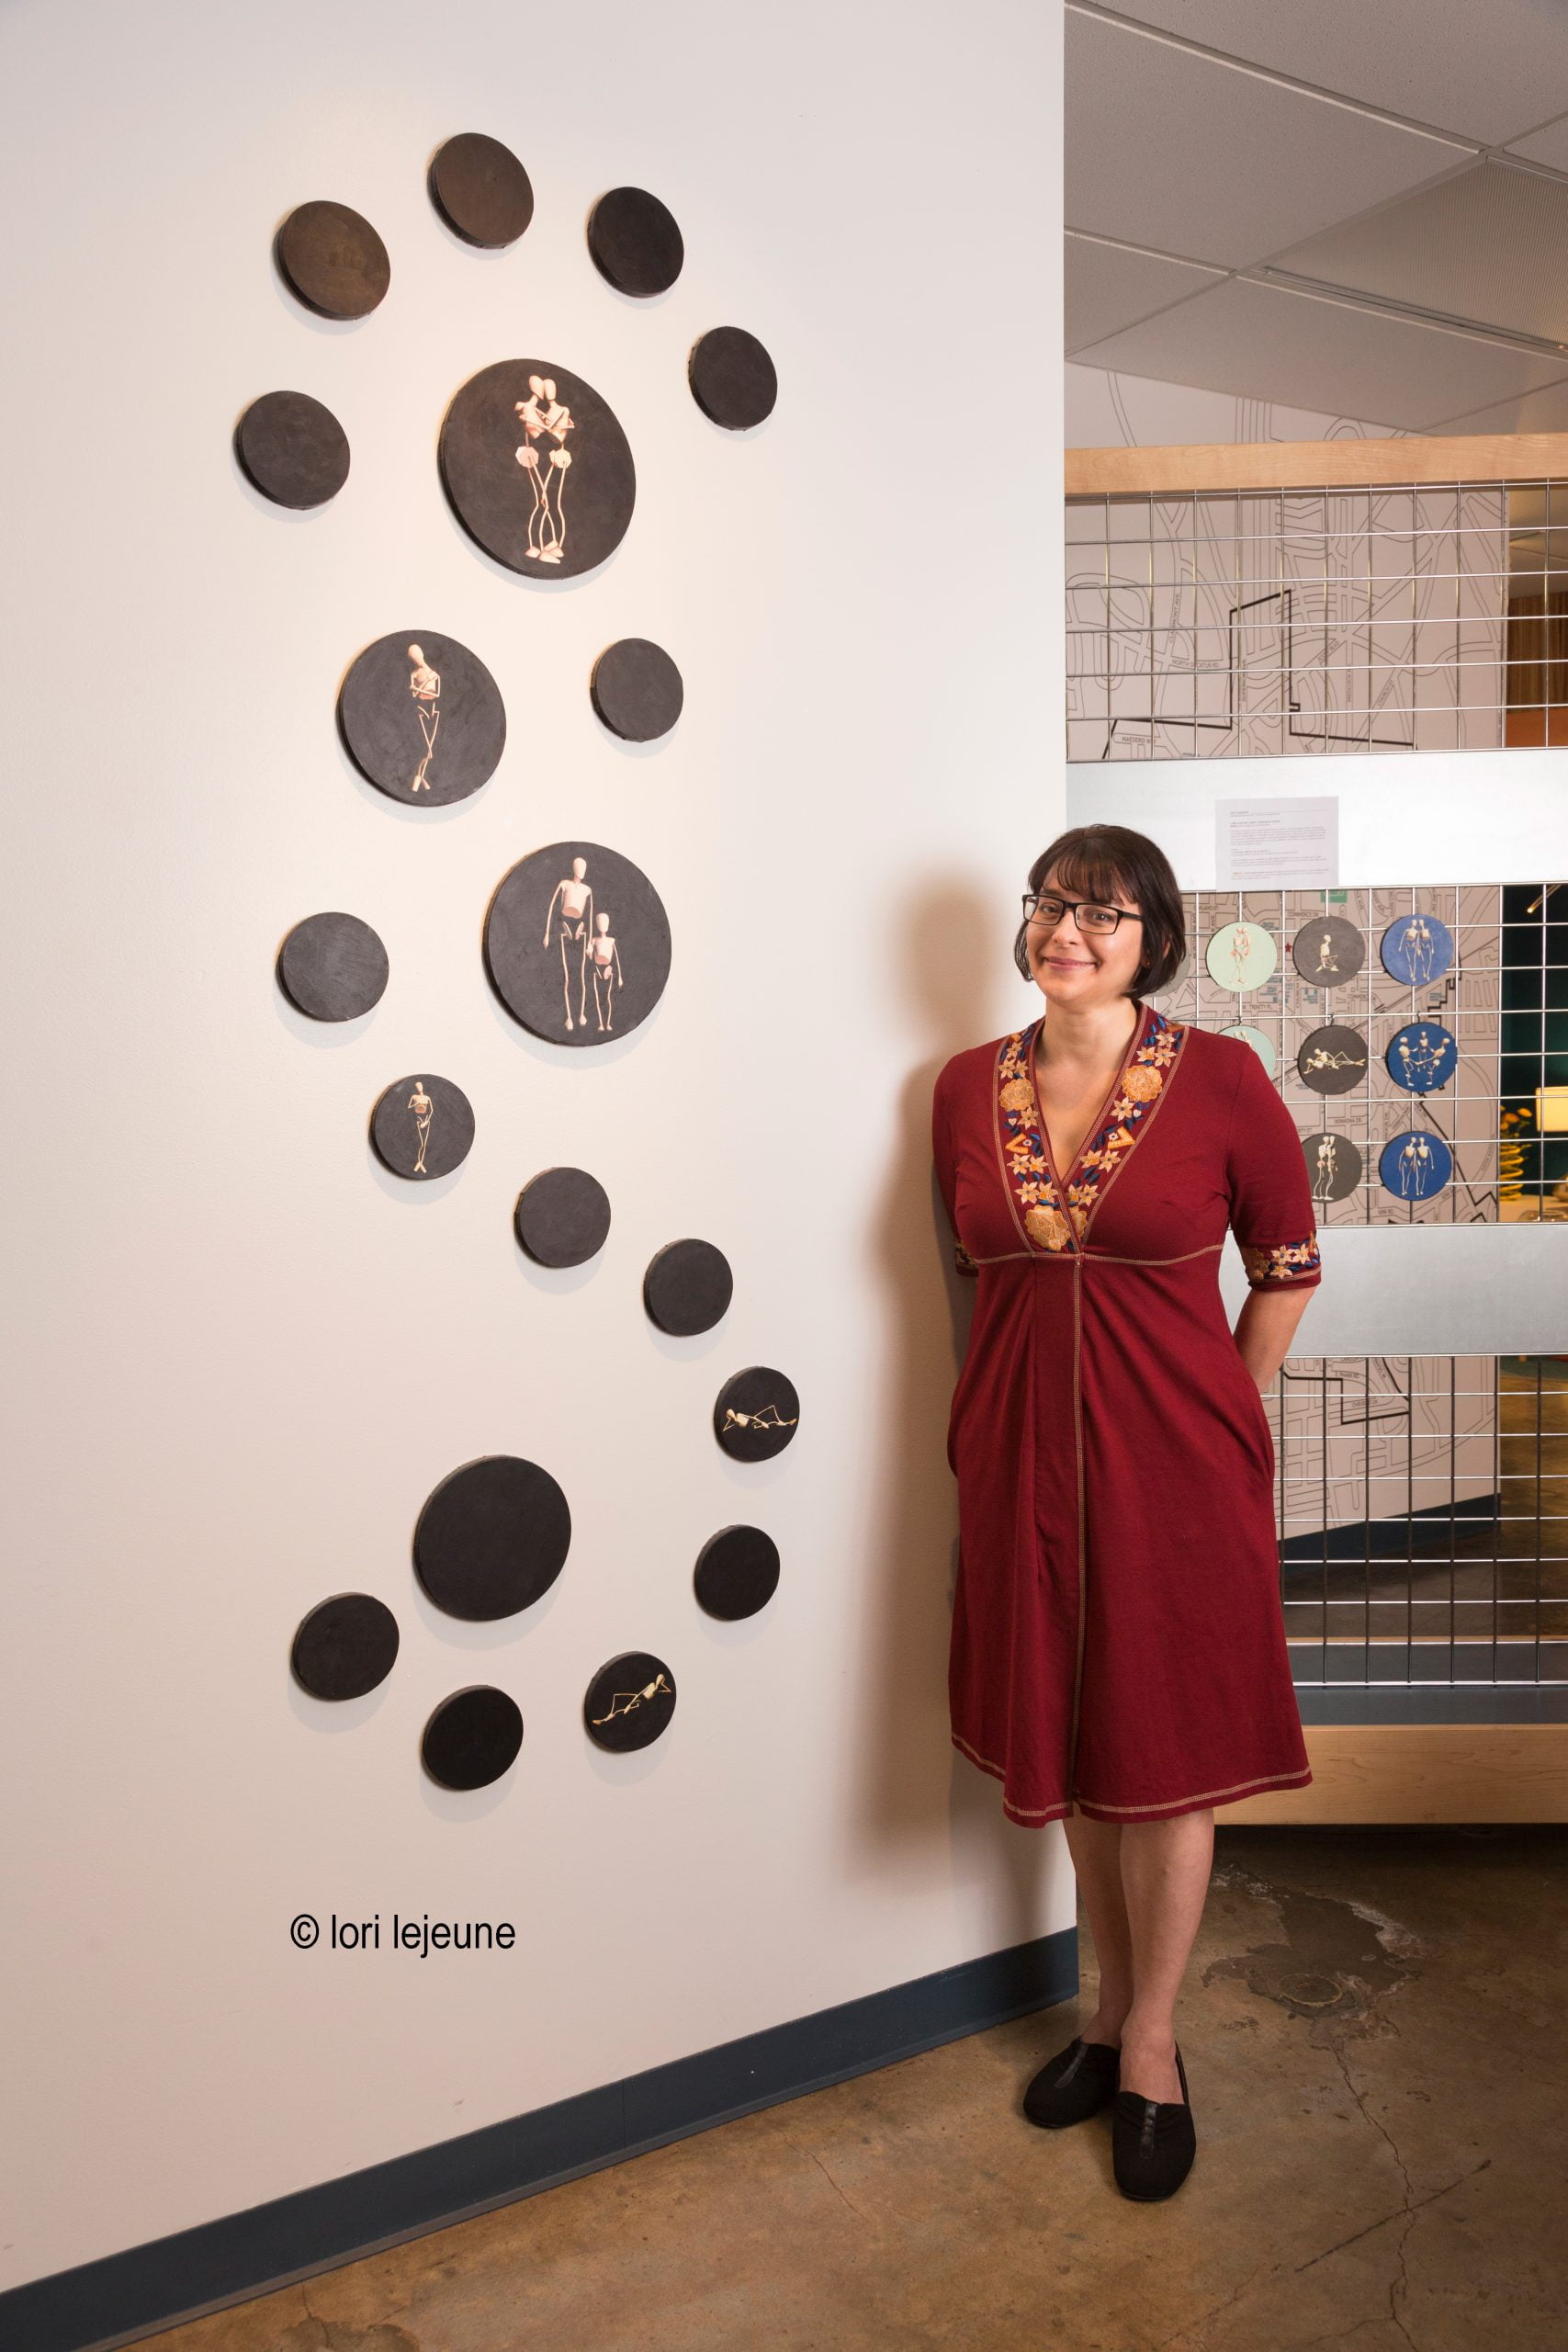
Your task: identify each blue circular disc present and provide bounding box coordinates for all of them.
[1380,912,1454,987]
[1378,1129,1452,1201]
[1386,1021,1458,1092]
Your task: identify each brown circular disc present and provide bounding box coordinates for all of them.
[429,133,534,248]
[276,200,389,319]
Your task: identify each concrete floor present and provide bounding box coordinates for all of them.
[151,1826,1566,2352]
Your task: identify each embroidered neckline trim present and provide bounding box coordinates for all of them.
[996,1001,1186,1254]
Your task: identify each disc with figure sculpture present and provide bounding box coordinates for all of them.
[583,1651,676,1753]
[369,1073,474,1179]
[484,841,671,1047]
[339,630,505,808]
[440,359,636,580]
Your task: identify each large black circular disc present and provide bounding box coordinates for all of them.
[291,1593,400,1700]
[422,1686,524,1790]
[584,1651,676,1752]
[278,911,389,1022]
[644,1239,732,1335]
[694,1527,780,1622]
[514,1168,611,1267]
[429,133,534,247]
[715,1367,800,1461]
[587,187,683,296]
[689,327,777,430]
[440,358,636,581]
[413,1454,570,1621]
[339,631,505,808]
[236,390,350,509]
[484,840,671,1047]
[1291,915,1365,987]
[276,200,389,319]
[591,639,683,741]
[1297,1025,1371,1095]
[370,1073,475,1180]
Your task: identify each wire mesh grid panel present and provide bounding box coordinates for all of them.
[1271,1355,1567,1688]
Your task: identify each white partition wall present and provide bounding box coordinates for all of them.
[0,0,1065,2295]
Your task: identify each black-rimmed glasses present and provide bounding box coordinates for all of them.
[1021,890,1144,935]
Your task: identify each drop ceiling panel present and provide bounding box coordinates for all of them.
[1269,160,1568,344]
[1098,0,1568,144]
[1066,234,1224,352]
[1071,277,1568,430]
[1066,12,1471,267]
[1426,378,1568,436]
[1506,112,1568,170]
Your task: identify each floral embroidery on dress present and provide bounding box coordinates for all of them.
[996,1004,1186,1251]
[1240,1237,1322,1287]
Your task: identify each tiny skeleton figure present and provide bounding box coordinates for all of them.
[1228,927,1255,987]
[407,1080,434,1175]
[1397,1133,1436,1197]
[543,857,594,1031]
[1396,1027,1450,1089]
[1393,914,1438,985]
[407,643,441,792]
[1303,1044,1366,1073]
[588,911,623,1032]
[723,1403,798,1434]
[513,375,574,564]
[1312,1134,1342,1200]
[1314,929,1337,975]
[592,1670,672,1727]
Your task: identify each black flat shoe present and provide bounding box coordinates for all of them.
[1022,2035,1122,2129]
[1112,2041,1196,2200]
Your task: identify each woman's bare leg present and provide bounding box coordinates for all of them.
[1063,1811,1134,2047]
[1115,1807,1214,2103]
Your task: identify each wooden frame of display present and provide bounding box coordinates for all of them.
[1066,432,1568,498]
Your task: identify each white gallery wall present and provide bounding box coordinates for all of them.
[0,0,1065,2288]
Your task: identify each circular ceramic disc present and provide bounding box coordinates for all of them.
[513,1167,611,1267]
[440,358,636,581]
[339,630,505,808]
[1291,915,1365,987]
[422,1685,524,1790]
[644,1239,732,1336]
[689,327,778,430]
[1297,1025,1371,1095]
[715,1366,800,1462]
[236,390,350,509]
[590,639,683,741]
[694,1526,780,1622]
[1380,912,1455,988]
[485,841,671,1047]
[1303,1131,1362,1202]
[584,1650,676,1752]
[1219,1023,1277,1077]
[413,1454,570,1622]
[429,132,534,247]
[370,1073,475,1180]
[277,911,389,1022]
[291,1592,400,1701]
[588,187,683,296]
[1205,921,1278,991]
[1379,1128,1453,1202]
[1387,1021,1459,1093]
[276,200,389,318]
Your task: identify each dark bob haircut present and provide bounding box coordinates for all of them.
[1012,824,1186,997]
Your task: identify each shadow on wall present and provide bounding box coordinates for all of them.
[853,876,1059,1939]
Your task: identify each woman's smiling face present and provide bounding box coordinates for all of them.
[1025,864,1145,1005]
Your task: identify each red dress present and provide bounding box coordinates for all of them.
[931,997,1322,1827]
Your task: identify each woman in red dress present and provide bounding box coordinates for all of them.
[931,824,1321,2200]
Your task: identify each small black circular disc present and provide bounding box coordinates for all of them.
[644,1239,732,1336]
[584,1651,676,1752]
[276,200,390,319]
[370,1073,475,1180]
[236,390,350,509]
[429,133,534,248]
[291,1592,400,1701]
[422,1686,524,1790]
[715,1366,800,1461]
[278,911,389,1022]
[587,187,683,297]
[1291,916,1366,987]
[1302,1131,1362,1200]
[414,1454,570,1622]
[484,840,671,1047]
[689,327,777,430]
[1297,1025,1371,1095]
[591,639,683,741]
[440,358,636,581]
[694,1526,779,1622]
[513,1168,611,1267]
[339,631,506,808]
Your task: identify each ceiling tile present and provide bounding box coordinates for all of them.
[1099,1,1568,144]
[1269,160,1568,344]
[1425,378,1568,435]
[1066,12,1471,268]
[1066,235,1224,351]
[1505,112,1568,170]
[1070,276,1568,430]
